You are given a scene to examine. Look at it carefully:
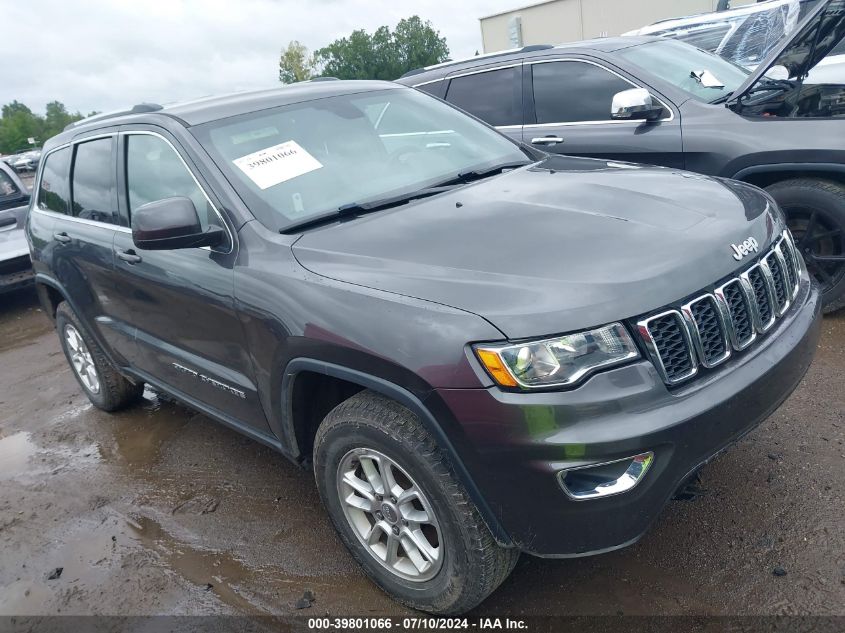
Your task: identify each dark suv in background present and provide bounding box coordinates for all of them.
[27,80,820,614]
[399,0,845,310]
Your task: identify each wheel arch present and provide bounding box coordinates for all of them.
[732,163,845,190]
[34,273,68,323]
[280,358,512,546]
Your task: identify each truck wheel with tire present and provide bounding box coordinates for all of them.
[55,302,145,411]
[766,178,845,313]
[313,391,519,614]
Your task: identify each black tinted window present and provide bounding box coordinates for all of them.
[416,80,444,98]
[37,147,71,214]
[72,138,118,225]
[532,61,633,123]
[445,67,522,126]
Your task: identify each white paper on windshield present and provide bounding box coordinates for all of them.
[233,141,322,190]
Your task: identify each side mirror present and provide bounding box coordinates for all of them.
[611,88,664,121]
[132,196,225,251]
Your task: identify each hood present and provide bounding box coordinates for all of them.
[732,0,845,100]
[292,156,782,339]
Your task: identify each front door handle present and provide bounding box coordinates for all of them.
[53,232,71,243]
[117,249,142,264]
[531,136,564,145]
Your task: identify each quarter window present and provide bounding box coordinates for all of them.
[125,134,213,229]
[416,80,444,98]
[71,138,119,225]
[37,147,71,215]
[445,67,522,126]
[532,61,634,124]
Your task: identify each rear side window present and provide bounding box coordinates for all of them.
[37,147,71,215]
[532,61,633,124]
[0,169,20,198]
[445,67,522,126]
[71,138,119,225]
[125,134,214,229]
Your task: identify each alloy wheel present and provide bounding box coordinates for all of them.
[64,324,100,394]
[788,209,845,294]
[337,448,443,582]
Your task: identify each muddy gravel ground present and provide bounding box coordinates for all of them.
[0,287,843,620]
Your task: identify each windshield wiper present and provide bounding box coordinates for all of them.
[716,77,795,105]
[279,185,457,234]
[432,161,531,188]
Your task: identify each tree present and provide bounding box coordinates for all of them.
[0,101,86,154]
[279,40,316,84]
[315,16,449,81]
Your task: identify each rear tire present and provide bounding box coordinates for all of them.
[313,390,518,614]
[766,178,845,313]
[55,302,144,412]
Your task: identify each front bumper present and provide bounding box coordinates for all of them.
[427,276,821,557]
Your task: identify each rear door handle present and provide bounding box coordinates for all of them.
[53,232,71,243]
[531,136,564,145]
[117,249,142,264]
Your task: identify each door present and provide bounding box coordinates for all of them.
[47,135,136,364]
[522,59,685,168]
[109,130,268,432]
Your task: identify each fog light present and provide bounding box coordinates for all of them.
[558,452,653,501]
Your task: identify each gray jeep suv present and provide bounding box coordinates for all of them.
[27,80,820,614]
[398,0,845,311]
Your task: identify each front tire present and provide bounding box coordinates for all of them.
[56,302,144,412]
[766,178,845,313]
[313,391,518,614]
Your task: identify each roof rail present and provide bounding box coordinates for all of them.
[64,102,164,131]
[399,44,554,79]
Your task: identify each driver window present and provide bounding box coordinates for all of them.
[125,134,214,229]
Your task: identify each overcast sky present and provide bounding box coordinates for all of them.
[2,0,521,115]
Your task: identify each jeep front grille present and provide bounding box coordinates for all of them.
[637,231,802,386]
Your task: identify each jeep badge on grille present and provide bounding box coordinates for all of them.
[730,237,759,261]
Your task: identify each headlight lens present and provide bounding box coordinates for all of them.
[475,323,640,389]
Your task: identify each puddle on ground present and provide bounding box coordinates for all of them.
[101,391,193,472]
[0,431,37,479]
[0,430,100,481]
[126,514,261,613]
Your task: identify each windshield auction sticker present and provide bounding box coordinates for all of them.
[233,140,323,190]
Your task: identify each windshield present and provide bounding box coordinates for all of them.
[617,39,750,102]
[192,87,528,231]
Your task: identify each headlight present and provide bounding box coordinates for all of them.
[474,323,640,389]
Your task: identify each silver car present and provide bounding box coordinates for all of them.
[0,160,34,293]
